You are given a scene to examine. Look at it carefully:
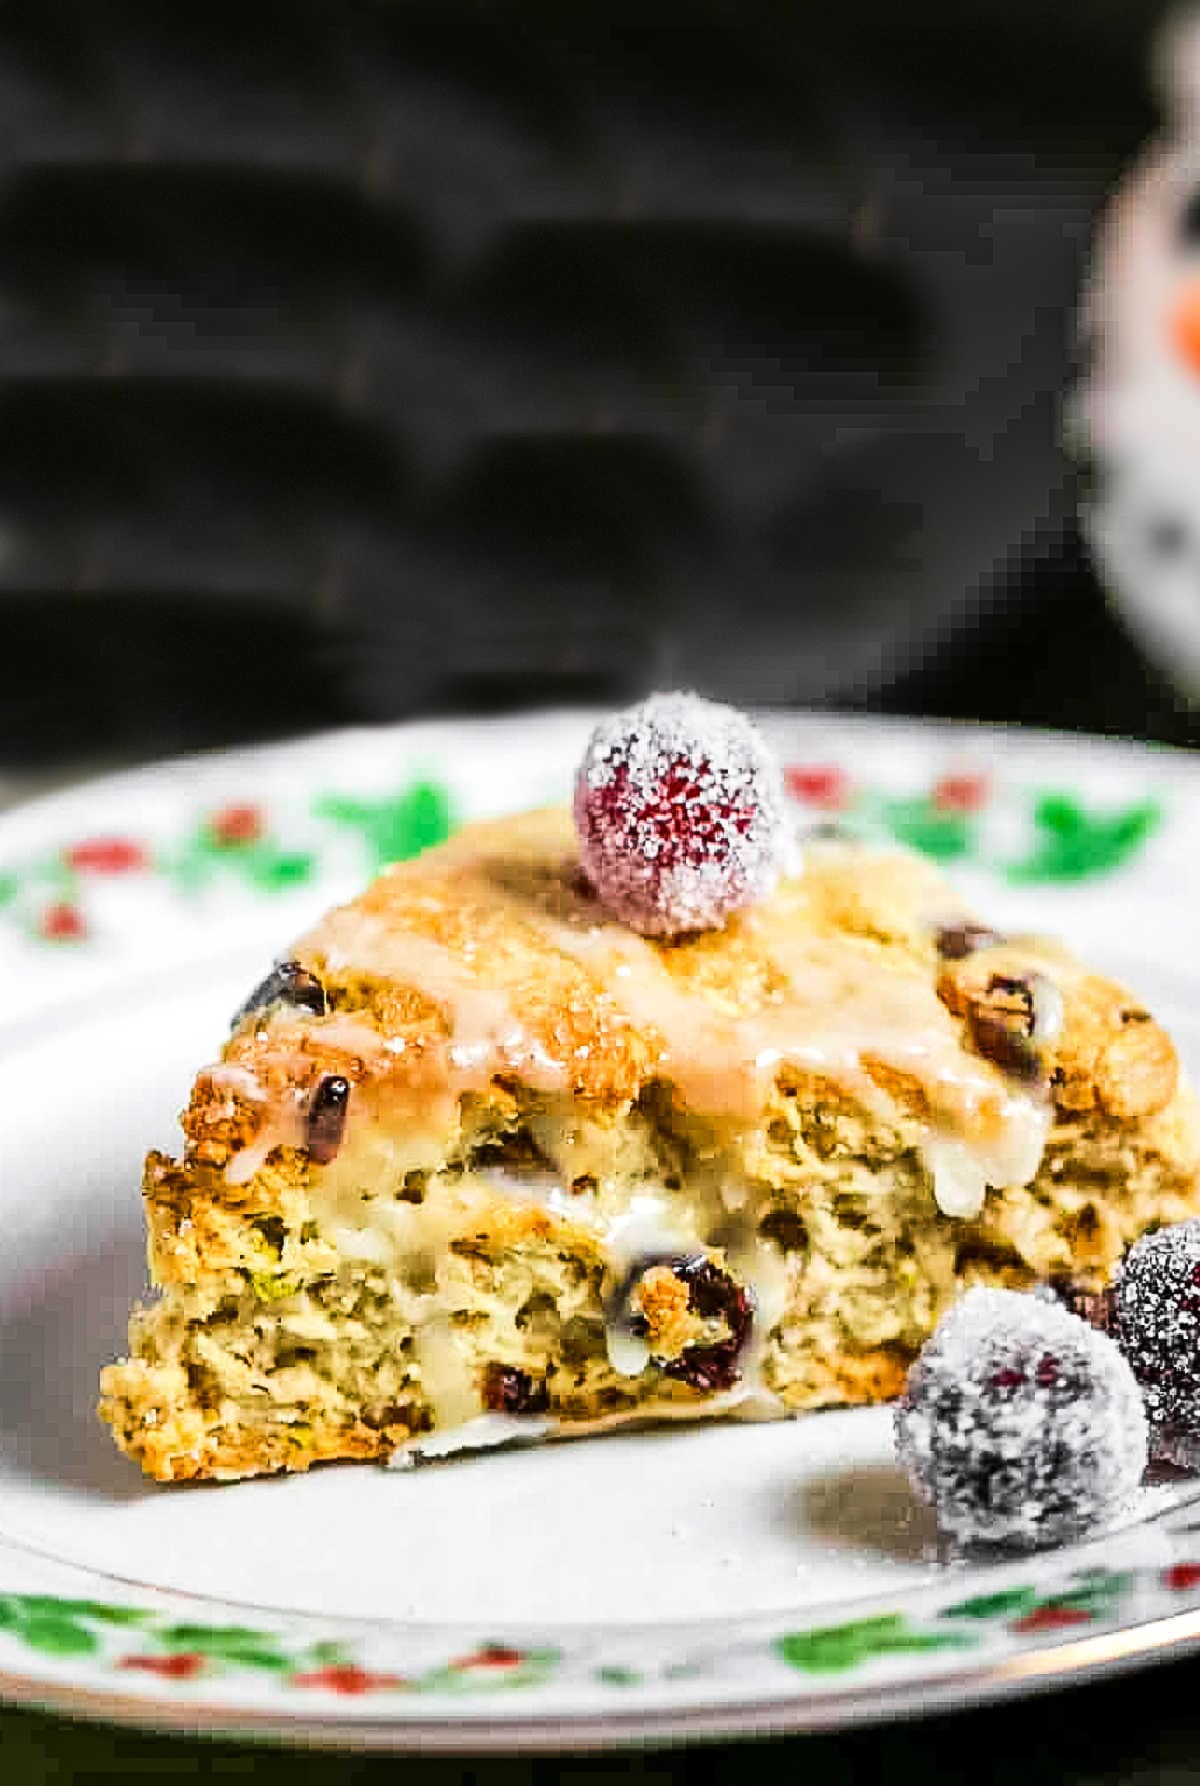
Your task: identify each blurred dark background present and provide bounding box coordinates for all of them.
[0,0,1190,770]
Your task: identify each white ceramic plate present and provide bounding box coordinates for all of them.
[4,710,1200,1752]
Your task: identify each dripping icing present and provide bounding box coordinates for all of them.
[225,828,1052,1214]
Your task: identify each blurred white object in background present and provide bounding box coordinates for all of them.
[1080,8,1200,703]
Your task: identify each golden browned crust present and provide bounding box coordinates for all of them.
[937,939,1179,1122]
[171,813,1183,1182]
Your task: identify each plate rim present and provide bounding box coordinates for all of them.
[5,1599,1200,1754]
[4,703,1200,838]
[3,706,1200,1747]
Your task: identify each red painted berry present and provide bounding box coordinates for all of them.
[1011,1606,1092,1634]
[39,902,87,941]
[1164,1562,1200,1591]
[65,837,147,873]
[453,1645,525,1671]
[208,804,264,847]
[932,772,989,813]
[784,764,850,810]
[289,1664,408,1694]
[573,693,788,937]
[119,1652,205,1679]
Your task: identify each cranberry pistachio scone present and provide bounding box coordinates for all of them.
[99,699,1200,1481]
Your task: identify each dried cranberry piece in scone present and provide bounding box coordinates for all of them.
[232,959,327,1029]
[573,692,788,936]
[963,971,1065,1084]
[934,922,1004,961]
[609,1254,754,1393]
[662,1256,755,1393]
[306,1074,350,1165]
[895,1287,1146,1550]
[482,1364,550,1415]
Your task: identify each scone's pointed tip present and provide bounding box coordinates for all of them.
[572,692,788,937]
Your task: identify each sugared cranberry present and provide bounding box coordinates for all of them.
[573,693,787,937]
[1116,1220,1200,1435]
[482,1364,549,1415]
[306,1074,350,1165]
[895,1287,1147,1551]
[1035,1353,1060,1388]
[232,959,327,1029]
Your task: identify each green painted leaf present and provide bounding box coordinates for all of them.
[1006,795,1161,884]
[33,854,78,895]
[520,1647,558,1667]
[596,1665,642,1686]
[157,840,215,895]
[0,873,17,906]
[314,779,454,870]
[58,1602,148,1627]
[305,1640,356,1668]
[6,1596,144,1625]
[777,1614,974,1674]
[874,797,972,863]
[390,781,454,859]
[235,847,316,892]
[1039,1571,1132,1615]
[218,1648,293,1672]
[16,1616,99,1658]
[777,1614,905,1674]
[155,1623,275,1653]
[941,1586,1039,1621]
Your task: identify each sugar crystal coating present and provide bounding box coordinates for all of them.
[1116,1219,1200,1433]
[895,1286,1147,1550]
[573,692,788,936]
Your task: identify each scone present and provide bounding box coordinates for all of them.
[99,714,1200,1482]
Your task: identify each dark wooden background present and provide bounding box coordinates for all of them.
[0,0,1191,770]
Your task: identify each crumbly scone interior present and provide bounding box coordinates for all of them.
[99,813,1200,1481]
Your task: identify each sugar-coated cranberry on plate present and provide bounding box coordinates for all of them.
[573,692,788,937]
[1115,1219,1200,1435]
[895,1286,1147,1551]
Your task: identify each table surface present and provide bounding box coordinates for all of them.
[3,1648,1197,1782]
